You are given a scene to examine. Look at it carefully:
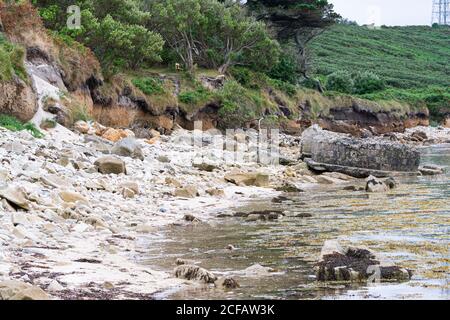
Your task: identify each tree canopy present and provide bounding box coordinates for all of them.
[247,0,340,87]
[146,0,279,73]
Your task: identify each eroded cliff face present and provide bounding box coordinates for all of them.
[316,104,430,137]
[88,78,432,137]
[0,1,102,124]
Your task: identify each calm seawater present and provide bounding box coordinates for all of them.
[144,144,450,300]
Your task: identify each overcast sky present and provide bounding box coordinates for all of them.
[330,0,434,26]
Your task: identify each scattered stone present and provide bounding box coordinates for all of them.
[165,177,182,188]
[193,162,218,172]
[74,120,90,134]
[122,187,135,199]
[275,182,303,193]
[84,180,105,191]
[174,265,217,284]
[419,165,444,176]
[0,280,50,300]
[224,172,270,187]
[365,176,396,193]
[102,128,124,142]
[410,131,428,142]
[111,138,144,161]
[242,264,275,277]
[41,174,71,189]
[59,191,89,204]
[384,177,397,189]
[94,156,127,175]
[279,157,297,166]
[184,214,201,223]
[4,141,26,153]
[120,182,140,195]
[157,155,170,163]
[135,224,156,233]
[0,187,30,211]
[145,136,160,145]
[215,277,240,289]
[271,196,290,203]
[93,122,107,136]
[205,188,225,197]
[46,280,64,292]
[103,282,115,290]
[11,212,29,226]
[174,186,199,198]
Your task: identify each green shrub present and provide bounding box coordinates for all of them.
[132,77,165,95]
[353,71,385,94]
[0,34,27,82]
[178,87,212,106]
[0,114,44,138]
[268,79,297,97]
[268,51,299,85]
[229,67,253,88]
[325,71,354,93]
[217,80,263,128]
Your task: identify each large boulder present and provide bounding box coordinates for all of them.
[365,176,397,193]
[0,280,50,300]
[315,240,411,282]
[174,186,199,198]
[111,137,144,160]
[303,126,420,178]
[174,265,217,284]
[224,172,270,187]
[94,156,127,175]
[0,79,38,122]
[0,186,30,211]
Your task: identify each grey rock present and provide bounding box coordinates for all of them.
[0,187,30,211]
[111,138,144,161]
[174,265,217,283]
[215,277,240,289]
[0,280,50,300]
[365,176,396,193]
[224,172,270,187]
[174,186,199,198]
[315,240,412,282]
[94,156,127,175]
[419,165,444,176]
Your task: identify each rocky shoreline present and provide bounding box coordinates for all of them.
[0,122,449,300]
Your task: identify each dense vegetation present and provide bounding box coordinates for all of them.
[0,33,27,82]
[3,0,447,126]
[0,114,43,138]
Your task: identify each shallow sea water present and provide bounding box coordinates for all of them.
[144,144,450,300]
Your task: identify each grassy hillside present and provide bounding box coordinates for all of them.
[310,24,450,89]
[309,25,450,121]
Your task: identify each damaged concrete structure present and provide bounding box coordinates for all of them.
[301,125,421,178]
